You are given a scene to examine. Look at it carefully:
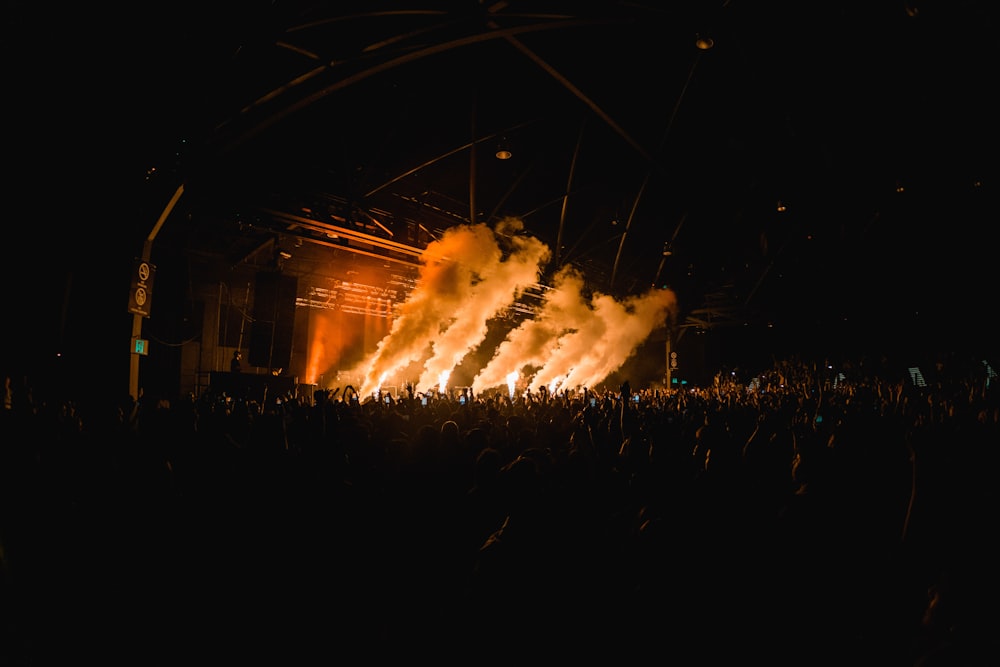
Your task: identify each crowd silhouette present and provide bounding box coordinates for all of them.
[2,354,998,664]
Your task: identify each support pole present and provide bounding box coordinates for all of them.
[665,331,672,389]
[129,184,184,400]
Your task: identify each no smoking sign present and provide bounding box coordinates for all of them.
[127,258,156,317]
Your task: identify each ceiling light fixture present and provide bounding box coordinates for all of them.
[695,34,714,50]
[495,137,512,160]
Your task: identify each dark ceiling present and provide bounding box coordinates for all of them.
[4,0,998,381]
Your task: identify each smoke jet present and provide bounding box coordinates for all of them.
[356,218,677,397]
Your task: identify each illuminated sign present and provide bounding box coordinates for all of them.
[132,337,149,356]
[127,259,156,317]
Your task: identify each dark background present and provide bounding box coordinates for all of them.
[3,1,997,398]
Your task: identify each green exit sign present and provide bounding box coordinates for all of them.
[132,337,149,356]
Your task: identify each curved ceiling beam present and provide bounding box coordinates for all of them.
[498,32,651,165]
[610,53,703,291]
[215,17,630,156]
[362,119,536,199]
[555,118,586,268]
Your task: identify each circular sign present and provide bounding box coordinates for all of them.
[134,287,147,306]
[138,262,150,282]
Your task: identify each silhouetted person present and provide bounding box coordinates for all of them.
[230,350,242,373]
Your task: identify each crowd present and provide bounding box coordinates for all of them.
[2,354,998,664]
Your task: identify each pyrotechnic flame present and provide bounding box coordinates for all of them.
[507,370,519,398]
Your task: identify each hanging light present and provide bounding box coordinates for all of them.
[695,33,715,50]
[495,137,512,160]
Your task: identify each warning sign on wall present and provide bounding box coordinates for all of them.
[127,258,156,317]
